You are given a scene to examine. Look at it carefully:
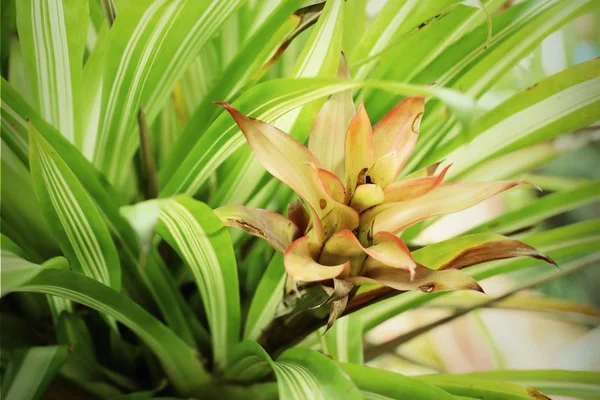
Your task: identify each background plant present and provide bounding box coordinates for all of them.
[1,0,599,399]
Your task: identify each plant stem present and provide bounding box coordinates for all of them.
[137,108,160,199]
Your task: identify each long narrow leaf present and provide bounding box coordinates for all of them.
[244,253,286,341]
[466,181,600,235]
[161,0,305,182]
[28,123,120,290]
[2,79,198,344]
[341,363,457,400]
[1,345,68,400]
[1,258,211,395]
[451,370,600,399]
[441,58,600,178]
[321,315,364,364]
[15,0,88,142]
[155,196,240,368]
[94,0,243,184]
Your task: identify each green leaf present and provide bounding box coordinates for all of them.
[225,344,361,399]
[417,374,552,400]
[321,315,364,364]
[275,348,362,400]
[155,196,240,368]
[441,58,600,179]
[28,123,121,290]
[94,0,243,184]
[160,77,473,197]
[1,345,68,400]
[455,142,563,182]
[466,181,600,236]
[224,340,274,383]
[409,0,597,171]
[341,363,457,400]
[16,0,88,143]
[244,253,286,341]
[451,370,600,399]
[363,0,506,117]
[2,258,211,395]
[350,0,459,80]
[80,24,109,158]
[160,0,305,182]
[1,140,58,261]
[2,79,199,346]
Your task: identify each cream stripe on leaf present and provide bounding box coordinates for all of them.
[224,344,361,400]
[15,0,87,143]
[155,196,240,368]
[93,0,243,185]
[28,123,121,291]
[274,348,362,400]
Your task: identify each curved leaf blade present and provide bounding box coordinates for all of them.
[155,196,240,367]
[341,363,457,400]
[15,0,88,143]
[1,259,210,395]
[28,123,121,290]
[1,345,68,400]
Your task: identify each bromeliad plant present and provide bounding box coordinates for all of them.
[215,91,554,342]
[2,0,600,399]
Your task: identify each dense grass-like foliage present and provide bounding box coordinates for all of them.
[1,0,599,399]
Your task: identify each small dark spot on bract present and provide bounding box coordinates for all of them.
[419,284,435,293]
[319,199,327,209]
[527,387,550,400]
[365,175,372,184]
[526,82,539,91]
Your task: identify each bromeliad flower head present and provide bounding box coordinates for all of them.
[215,83,553,324]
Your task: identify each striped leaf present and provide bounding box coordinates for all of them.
[417,374,553,399]
[321,315,364,364]
[161,0,306,181]
[155,196,240,368]
[466,181,600,236]
[28,123,121,290]
[2,80,199,344]
[363,0,506,118]
[441,58,600,179]
[451,369,600,399]
[349,0,459,80]
[93,0,243,184]
[1,257,211,396]
[1,141,58,261]
[409,0,597,171]
[15,0,88,143]
[225,344,362,400]
[1,345,68,400]
[341,363,457,400]
[274,348,362,400]
[244,253,286,340]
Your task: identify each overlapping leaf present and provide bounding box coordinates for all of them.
[155,196,240,367]
[1,256,210,395]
